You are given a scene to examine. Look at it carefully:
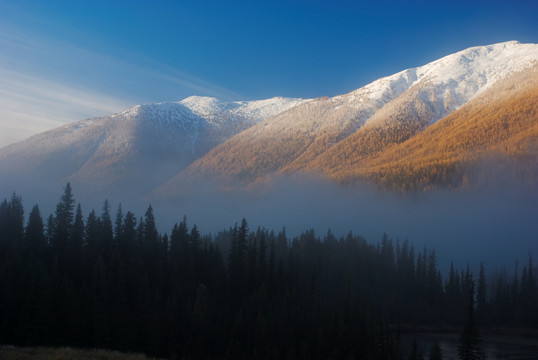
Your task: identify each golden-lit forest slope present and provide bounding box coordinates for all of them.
[313,65,538,191]
[154,62,538,197]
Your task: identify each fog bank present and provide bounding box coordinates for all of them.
[4,173,536,274]
[155,174,538,273]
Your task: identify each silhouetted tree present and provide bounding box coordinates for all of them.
[476,262,487,323]
[0,193,24,256]
[1,185,537,359]
[24,204,46,256]
[458,282,483,360]
[51,183,75,256]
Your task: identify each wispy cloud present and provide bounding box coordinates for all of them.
[0,20,241,148]
[0,68,133,147]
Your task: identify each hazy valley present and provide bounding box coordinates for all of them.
[1,41,537,268]
[2,40,538,359]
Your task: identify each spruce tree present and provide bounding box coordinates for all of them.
[100,200,114,255]
[0,194,24,256]
[458,282,483,360]
[24,204,46,255]
[54,183,75,243]
[476,262,487,323]
[72,204,85,253]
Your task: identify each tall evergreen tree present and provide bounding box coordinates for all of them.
[24,204,46,255]
[51,183,75,268]
[476,262,487,323]
[458,282,483,360]
[114,204,124,242]
[0,198,8,256]
[72,204,85,253]
[119,210,137,259]
[228,219,249,305]
[143,205,159,246]
[100,200,114,256]
[0,194,24,256]
[54,183,75,240]
[85,210,101,261]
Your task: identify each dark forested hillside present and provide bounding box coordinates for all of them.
[0,185,537,359]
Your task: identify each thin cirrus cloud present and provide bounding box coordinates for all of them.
[0,22,240,149]
[0,68,132,147]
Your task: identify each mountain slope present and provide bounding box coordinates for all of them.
[0,96,308,202]
[2,41,538,205]
[322,64,538,191]
[152,41,538,197]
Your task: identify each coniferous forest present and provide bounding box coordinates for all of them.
[1,184,537,359]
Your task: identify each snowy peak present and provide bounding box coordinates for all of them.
[107,95,310,130]
[0,92,313,204]
[2,41,538,203]
[223,97,313,122]
[179,96,222,119]
[411,40,538,92]
[180,95,311,124]
[112,101,200,125]
[342,41,538,126]
[100,95,311,141]
[156,41,538,193]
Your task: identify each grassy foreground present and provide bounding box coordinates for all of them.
[0,346,160,360]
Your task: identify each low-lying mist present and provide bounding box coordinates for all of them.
[154,174,538,274]
[5,172,537,275]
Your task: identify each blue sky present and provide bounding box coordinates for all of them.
[1,0,537,147]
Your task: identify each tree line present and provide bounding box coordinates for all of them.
[0,184,536,359]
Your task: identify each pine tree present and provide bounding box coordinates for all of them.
[119,210,137,261]
[458,282,483,360]
[85,210,101,261]
[24,204,46,255]
[0,194,24,256]
[54,183,75,245]
[143,205,159,246]
[72,204,85,254]
[114,204,124,242]
[476,262,487,323]
[100,200,114,256]
[228,219,249,306]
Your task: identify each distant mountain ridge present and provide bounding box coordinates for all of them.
[1,41,537,204]
[0,96,309,203]
[315,64,538,191]
[152,41,538,198]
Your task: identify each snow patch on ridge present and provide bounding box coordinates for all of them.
[180,96,311,124]
[340,41,538,127]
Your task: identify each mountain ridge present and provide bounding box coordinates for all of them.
[1,41,538,205]
[151,41,538,198]
[317,64,538,191]
[0,95,309,204]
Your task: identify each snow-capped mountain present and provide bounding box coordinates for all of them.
[1,41,538,206]
[152,41,538,197]
[0,96,309,205]
[315,63,538,190]
[180,95,310,124]
[348,40,538,126]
